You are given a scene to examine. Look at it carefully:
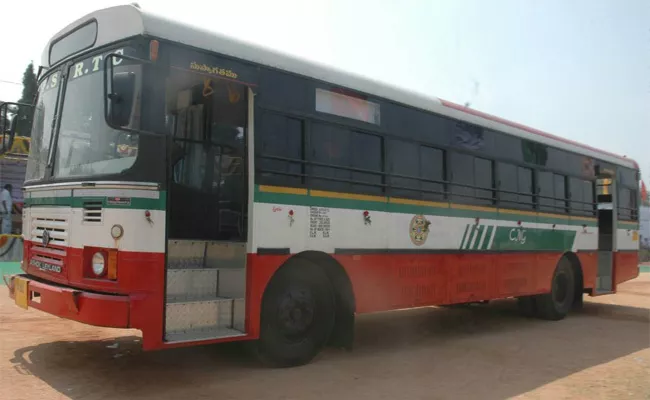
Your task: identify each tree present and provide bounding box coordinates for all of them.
[15,62,37,137]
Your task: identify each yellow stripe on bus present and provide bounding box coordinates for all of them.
[258,185,308,195]
[498,208,537,217]
[619,220,639,227]
[452,203,497,213]
[389,197,449,208]
[309,190,387,203]
[569,215,598,222]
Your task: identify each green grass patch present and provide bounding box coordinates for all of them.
[0,262,22,284]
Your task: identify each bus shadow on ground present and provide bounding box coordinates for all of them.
[8,298,650,400]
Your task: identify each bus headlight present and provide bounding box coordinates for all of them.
[92,252,106,276]
[111,224,124,239]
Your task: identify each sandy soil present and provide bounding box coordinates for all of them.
[0,276,648,400]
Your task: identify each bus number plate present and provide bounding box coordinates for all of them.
[14,277,29,310]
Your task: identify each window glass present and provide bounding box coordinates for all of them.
[493,131,522,162]
[256,113,303,186]
[618,188,631,220]
[618,188,637,220]
[420,146,446,201]
[564,154,584,177]
[54,52,142,178]
[583,180,594,215]
[517,167,534,209]
[309,123,351,192]
[451,152,474,202]
[569,177,583,214]
[546,148,568,169]
[630,190,638,220]
[498,163,518,208]
[351,132,383,194]
[453,122,485,151]
[475,157,494,205]
[554,174,567,213]
[538,171,554,212]
[618,167,637,188]
[388,140,419,198]
[50,21,97,65]
[26,71,60,181]
[522,141,548,166]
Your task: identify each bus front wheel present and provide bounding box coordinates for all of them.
[252,258,335,367]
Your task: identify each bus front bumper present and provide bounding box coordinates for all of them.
[4,274,130,328]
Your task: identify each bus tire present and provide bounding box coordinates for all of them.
[535,257,575,321]
[252,258,335,367]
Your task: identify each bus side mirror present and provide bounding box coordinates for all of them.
[106,71,136,127]
[104,53,138,128]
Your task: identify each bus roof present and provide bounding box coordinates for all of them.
[43,4,638,170]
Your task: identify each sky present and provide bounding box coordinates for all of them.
[1,0,649,176]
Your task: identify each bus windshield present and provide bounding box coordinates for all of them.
[26,71,60,181]
[25,48,142,181]
[53,52,141,178]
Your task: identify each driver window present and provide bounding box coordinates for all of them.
[165,68,247,241]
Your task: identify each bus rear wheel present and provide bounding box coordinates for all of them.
[535,257,575,321]
[252,258,335,367]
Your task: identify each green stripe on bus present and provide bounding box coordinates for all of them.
[254,186,598,227]
[491,226,576,251]
[24,192,167,210]
[465,225,477,249]
[459,225,470,249]
[472,225,485,250]
[482,225,494,250]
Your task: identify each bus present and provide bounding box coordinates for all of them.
[5,4,640,367]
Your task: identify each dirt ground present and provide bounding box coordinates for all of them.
[0,276,648,400]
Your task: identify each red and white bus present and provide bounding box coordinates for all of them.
[5,4,640,366]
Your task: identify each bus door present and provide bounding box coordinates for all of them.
[595,176,616,293]
[163,72,251,342]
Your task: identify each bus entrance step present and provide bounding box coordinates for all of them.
[165,268,246,301]
[165,327,246,343]
[164,297,246,339]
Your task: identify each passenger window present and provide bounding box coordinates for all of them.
[388,140,419,198]
[517,167,534,209]
[537,171,554,212]
[309,122,352,192]
[618,188,636,220]
[257,112,304,187]
[554,174,567,213]
[498,163,518,208]
[420,146,446,201]
[351,131,383,195]
[451,152,475,203]
[583,180,595,215]
[569,177,584,215]
[475,157,495,205]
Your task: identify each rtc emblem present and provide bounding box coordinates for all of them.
[409,214,431,246]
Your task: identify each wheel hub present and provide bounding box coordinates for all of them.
[278,288,315,336]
